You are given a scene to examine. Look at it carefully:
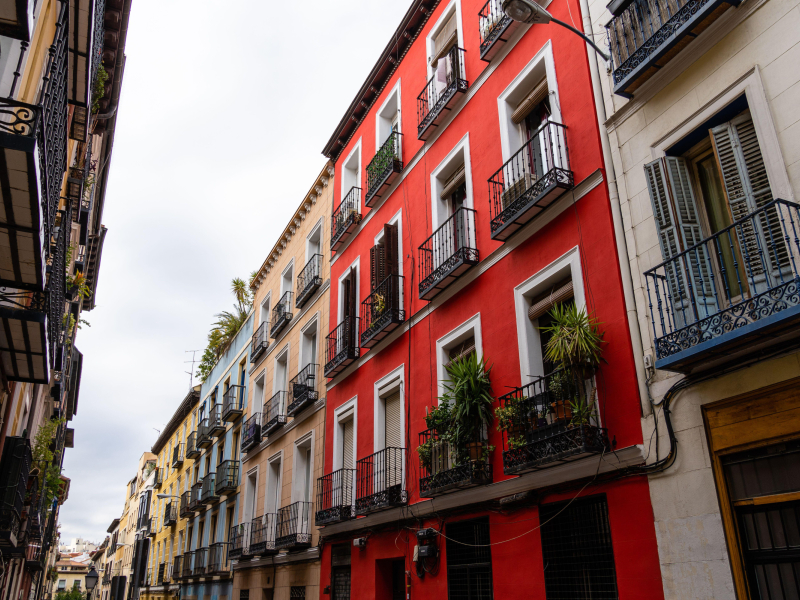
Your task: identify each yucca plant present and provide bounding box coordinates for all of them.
[441,353,494,462]
[540,304,604,378]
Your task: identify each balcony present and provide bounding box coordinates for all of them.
[200,473,218,505]
[365,131,403,207]
[164,502,177,526]
[147,517,156,537]
[263,392,288,436]
[499,370,609,475]
[208,404,225,437]
[215,460,240,496]
[222,385,245,422]
[324,317,360,377]
[478,0,521,61]
[241,413,262,453]
[331,187,362,252]
[418,429,492,498]
[644,199,800,374]
[276,502,313,551]
[197,418,212,449]
[488,121,573,241]
[180,491,192,518]
[190,482,203,511]
[287,363,319,416]
[206,542,229,575]
[315,469,354,525]
[356,447,407,515]
[270,291,293,339]
[157,562,167,586]
[251,321,270,362]
[186,432,200,459]
[24,542,43,571]
[228,523,247,559]
[153,467,163,488]
[418,207,478,301]
[0,437,32,550]
[607,0,743,97]
[296,254,323,308]
[172,555,183,582]
[171,444,184,468]
[248,515,278,557]
[181,551,194,579]
[417,46,468,141]
[193,547,207,577]
[360,275,405,349]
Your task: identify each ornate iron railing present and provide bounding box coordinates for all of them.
[181,550,194,579]
[417,46,467,140]
[157,562,166,585]
[89,0,106,96]
[172,555,183,581]
[215,460,239,495]
[324,316,360,377]
[222,385,245,421]
[251,321,269,360]
[479,0,515,60]
[171,443,184,467]
[316,469,354,525]
[206,542,229,574]
[164,502,177,526]
[498,369,609,474]
[190,482,203,510]
[418,207,478,300]
[418,428,492,497]
[331,187,362,252]
[288,363,318,416]
[276,501,313,550]
[200,473,218,503]
[193,547,207,576]
[186,432,199,459]
[644,199,800,367]
[356,447,407,514]
[241,412,262,452]
[49,207,70,370]
[180,491,192,518]
[263,392,288,435]
[488,120,572,240]
[296,254,323,308]
[360,275,404,348]
[147,517,156,537]
[153,467,163,488]
[270,291,293,338]
[365,131,403,206]
[196,418,211,448]
[248,514,277,556]
[207,403,224,436]
[228,523,247,559]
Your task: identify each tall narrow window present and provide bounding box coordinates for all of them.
[331,544,351,600]
[266,458,281,515]
[342,417,354,469]
[446,518,493,600]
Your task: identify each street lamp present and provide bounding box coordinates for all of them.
[85,567,99,596]
[501,0,610,61]
[155,494,179,500]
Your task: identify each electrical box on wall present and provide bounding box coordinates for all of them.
[353,537,367,548]
[418,544,436,558]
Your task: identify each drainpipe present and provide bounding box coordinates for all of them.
[578,0,651,415]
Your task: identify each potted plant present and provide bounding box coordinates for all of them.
[442,353,494,464]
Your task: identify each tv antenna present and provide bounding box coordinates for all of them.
[185,350,202,388]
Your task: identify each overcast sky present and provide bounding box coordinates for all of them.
[59,0,411,544]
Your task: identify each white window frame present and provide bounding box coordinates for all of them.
[340,138,362,205]
[333,397,358,472]
[425,0,465,80]
[513,246,585,384]
[291,430,316,504]
[305,218,324,264]
[429,132,474,232]
[337,257,361,324]
[272,343,290,395]
[243,466,259,523]
[375,79,402,155]
[435,313,483,397]
[280,259,295,298]
[373,208,404,309]
[253,369,266,411]
[373,365,406,454]
[264,451,284,515]
[259,292,272,330]
[300,314,320,370]
[497,40,561,161]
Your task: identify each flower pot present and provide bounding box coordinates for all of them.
[550,402,573,424]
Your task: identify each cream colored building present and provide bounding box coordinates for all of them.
[583,0,800,596]
[233,162,333,600]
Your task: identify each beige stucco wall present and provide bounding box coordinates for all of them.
[586,0,800,597]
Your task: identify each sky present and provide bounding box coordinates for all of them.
[59,0,412,544]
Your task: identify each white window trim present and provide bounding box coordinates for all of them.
[373,365,406,454]
[333,396,358,472]
[513,246,585,385]
[425,0,465,80]
[429,132,474,232]
[337,256,361,323]
[259,291,272,328]
[340,138,363,205]
[253,369,266,410]
[291,430,316,504]
[264,451,284,515]
[496,40,560,161]
[305,218,325,264]
[300,313,320,369]
[373,208,404,309]
[280,258,295,298]
[243,465,259,523]
[272,343,290,395]
[375,79,403,153]
[435,313,483,397]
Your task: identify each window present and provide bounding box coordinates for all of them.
[254,372,266,409]
[341,141,362,202]
[376,81,402,156]
[209,514,217,544]
[427,3,462,86]
[294,435,314,504]
[331,544,351,600]
[244,470,258,522]
[265,455,282,515]
[281,262,294,298]
[290,587,306,599]
[369,223,400,300]
[300,319,318,369]
[446,518,492,600]
[306,220,323,263]
[57,581,66,591]
[436,315,482,395]
[260,295,271,329]
[273,347,289,394]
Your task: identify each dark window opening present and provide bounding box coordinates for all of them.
[446,518,493,600]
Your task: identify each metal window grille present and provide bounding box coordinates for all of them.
[290,587,306,599]
[239,591,249,600]
[446,518,493,600]
[539,495,619,600]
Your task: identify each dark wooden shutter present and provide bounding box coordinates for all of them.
[384,224,399,307]
[369,245,386,291]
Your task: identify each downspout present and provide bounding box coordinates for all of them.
[578,1,651,416]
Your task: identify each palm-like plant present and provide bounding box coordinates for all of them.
[441,353,494,461]
[540,304,603,378]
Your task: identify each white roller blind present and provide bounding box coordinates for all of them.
[384,391,402,449]
[342,419,354,469]
[440,164,466,200]
[511,79,549,125]
[430,13,457,65]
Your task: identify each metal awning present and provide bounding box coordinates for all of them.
[0,293,49,383]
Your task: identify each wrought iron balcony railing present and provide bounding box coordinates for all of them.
[153,467,163,488]
[331,187,362,252]
[316,468,354,525]
[197,418,212,449]
[417,46,468,141]
[251,320,270,361]
[172,555,183,582]
[418,207,478,300]
[296,254,323,308]
[180,491,192,518]
[360,275,405,348]
[324,316,360,378]
[157,562,166,586]
[191,482,203,511]
[215,460,240,496]
[229,523,247,559]
[222,385,245,421]
[488,120,573,241]
[24,541,43,569]
[356,447,407,515]
[181,550,194,579]
[0,437,31,550]
[207,404,225,437]
[478,0,520,61]
[206,542,229,575]
[263,392,288,435]
[606,0,742,97]
[270,291,293,339]
[241,412,262,453]
[365,131,403,207]
[193,547,206,576]
[146,517,156,537]
[201,473,218,504]
[418,429,492,497]
[171,443,184,468]
[288,363,319,416]
[248,514,278,556]
[499,370,609,475]
[186,432,200,459]
[276,501,313,550]
[644,199,800,373]
[164,502,177,526]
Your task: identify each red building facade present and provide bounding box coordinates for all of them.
[318,0,664,598]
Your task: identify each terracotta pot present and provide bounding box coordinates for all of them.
[550,402,573,423]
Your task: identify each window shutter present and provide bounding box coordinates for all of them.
[528,279,574,321]
[369,246,379,291]
[511,79,549,125]
[342,420,354,469]
[384,391,402,449]
[384,223,399,277]
[431,14,457,65]
[440,165,466,200]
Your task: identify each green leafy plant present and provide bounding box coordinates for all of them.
[441,353,494,462]
[417,438,433,471]
[373,293,386,315]
[56,588,85,600]
[540,304,604,379]
[91,63,109,114]
[32,418,65,514]
[423,399,452,434]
